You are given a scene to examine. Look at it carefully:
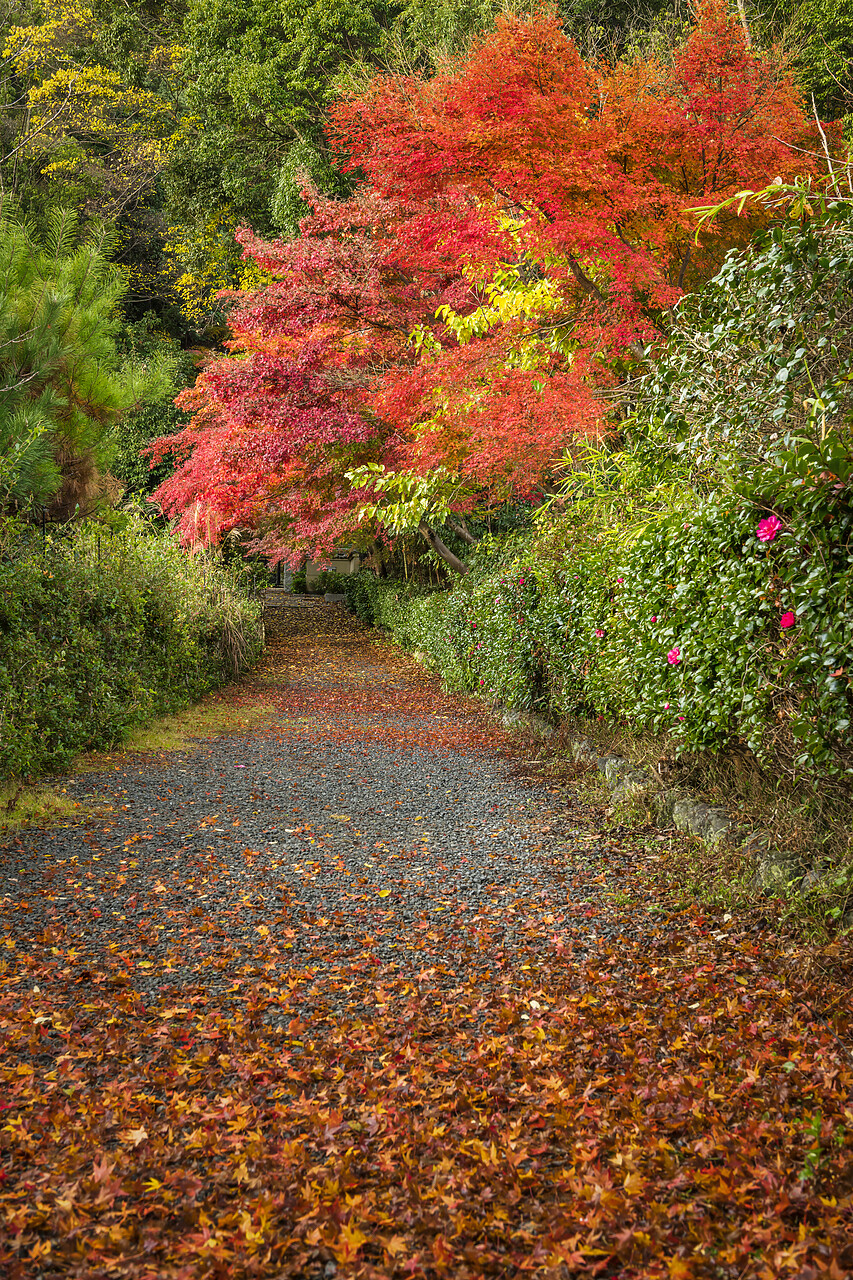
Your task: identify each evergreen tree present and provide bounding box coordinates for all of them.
[0,209,171,516]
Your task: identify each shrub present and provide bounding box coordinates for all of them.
[112,396,188,498]
[0,515,263,779]
[345,459,853,778]
[312,569,351,595]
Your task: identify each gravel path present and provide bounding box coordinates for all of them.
[3,604,853,1279]
[3,604,637,1018]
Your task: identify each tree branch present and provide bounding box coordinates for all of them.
[735,0,752,49]
[565,253,648,361]
[418,519,468,575]
[447,517,475,545]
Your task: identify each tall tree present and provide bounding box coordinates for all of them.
[0,0,187,322]
[150,186,471,559]
[786,0,853,119]
[163,0,525,321]
[152,3,817,571]
[0,210,171,517]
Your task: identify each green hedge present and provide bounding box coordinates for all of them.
[344,468,853,778]
[0,517,263,778]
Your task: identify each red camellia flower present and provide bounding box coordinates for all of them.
[780,611,796,629]
[667,647,682,664]
[756,515,782,542]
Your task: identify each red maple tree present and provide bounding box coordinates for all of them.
[152,2,815,570]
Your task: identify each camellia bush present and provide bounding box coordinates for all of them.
[345,468,852,778]
[0,516,263,779]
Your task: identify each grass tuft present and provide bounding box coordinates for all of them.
[72,692,277,770]
[0,782,105,833]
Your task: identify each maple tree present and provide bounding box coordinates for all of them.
[150,185,479,565]
[151,3,816,569]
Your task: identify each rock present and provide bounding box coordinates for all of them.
[500,710,555,738]
[751,845,801,893]
[612,765,656,798]
[324,593,347,603]
[650,789,679,824]
[571,737,597,764]
[669,797,732,844]
[597,755,628,782]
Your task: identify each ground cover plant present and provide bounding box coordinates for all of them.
[1,603,850,1278]
[0,515,263,781]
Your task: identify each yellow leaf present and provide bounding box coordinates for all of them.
[119,1127,148,1147]
[378,889,391,898]
[333,1222,368,1260]
[384,1235,408,1257]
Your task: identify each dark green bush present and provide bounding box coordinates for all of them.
[0,516,263,778]
[111,396,188,498]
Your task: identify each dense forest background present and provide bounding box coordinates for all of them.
[0,0,847,522]
[1,0,849,334]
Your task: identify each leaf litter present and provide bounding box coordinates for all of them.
[0,605,851,1278]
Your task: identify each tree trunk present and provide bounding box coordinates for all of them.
[418,519,469,575]
[447,518,476,546]
[735,0,752,48]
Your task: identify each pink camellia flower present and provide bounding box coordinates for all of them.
[677,715,685,721]
[756,515,782,542]
[594,628,605,637]
[780,611,796,629]
[667,647,681,665]
[664,702,670,709]
[617,577,624,584]
[651,615,657,623]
